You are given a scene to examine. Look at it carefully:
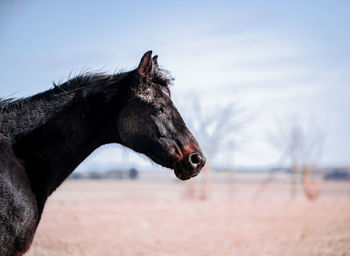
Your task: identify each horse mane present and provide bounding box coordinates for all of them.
[0,72,114,113]
[0,98,17,112]
[52,71,116,93]
[0,67,174,113]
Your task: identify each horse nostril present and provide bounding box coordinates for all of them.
[190,153,201,165]
[189,152,205,170]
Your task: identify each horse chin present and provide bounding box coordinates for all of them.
[173,161,199,181]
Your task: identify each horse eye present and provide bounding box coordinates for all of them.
[155,105,164,114]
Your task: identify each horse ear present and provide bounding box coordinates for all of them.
[138,51,153,79]
[152,55,159,68]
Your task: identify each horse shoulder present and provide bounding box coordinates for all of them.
[0,133,39,256]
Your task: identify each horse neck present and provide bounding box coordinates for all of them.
[12,73,130,211]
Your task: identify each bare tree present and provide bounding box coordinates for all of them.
[255,116,326,200]
[180,95,249,167]
[177,94,251,199]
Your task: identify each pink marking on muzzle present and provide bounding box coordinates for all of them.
[183,145,195,156]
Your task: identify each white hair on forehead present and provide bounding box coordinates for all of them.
[137,87,154,102]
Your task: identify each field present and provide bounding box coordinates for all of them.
[26,172,350,256]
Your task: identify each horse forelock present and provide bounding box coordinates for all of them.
[152,67,173,98]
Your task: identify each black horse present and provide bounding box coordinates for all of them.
[0,51,206,256]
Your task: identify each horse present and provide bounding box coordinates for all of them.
[0,51,206,256]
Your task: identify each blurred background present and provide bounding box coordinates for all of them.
[1,1,350,255]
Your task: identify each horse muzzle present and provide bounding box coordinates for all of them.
[173,150,206,180]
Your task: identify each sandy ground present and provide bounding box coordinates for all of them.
[26,177,350,256]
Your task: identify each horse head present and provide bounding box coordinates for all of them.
[118,51,206,180]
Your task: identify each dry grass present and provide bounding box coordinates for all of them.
[26,177,350,256]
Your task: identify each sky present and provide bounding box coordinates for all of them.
[1,0,349,170]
